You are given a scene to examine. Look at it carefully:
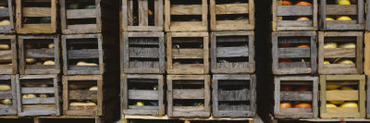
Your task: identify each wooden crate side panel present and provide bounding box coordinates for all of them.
[0,35,17,74]
[0,75,17,115]
[0,0,15,33]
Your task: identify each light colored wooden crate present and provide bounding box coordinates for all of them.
[0,0,15,33]
[0,75,17,116]
[0,35,17,75]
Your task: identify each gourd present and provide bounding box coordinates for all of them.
[43,60,55,65]
[23,94,37,98]
[76,61,98,66]
[48,43,54,49]
[0,44,9,50]
[0,84,10,91]
[0,20,10,26]
[70,102,96,106]
[2,99,11,105]
[26,58,36,63]
[89,86,98,91]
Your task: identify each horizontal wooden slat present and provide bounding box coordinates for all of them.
[66,9,96,19]
[326,90,358,101]
[173,89,204,99]
[278,48,310,58]
[66,24,97,30]
[0,50,12,60]
[23,7,51,17]
[129,48,159,58]
[217,47,248,57]
[280,108,312,113]
[173,106,205,112]
[215,3,249,14]
[128,90,158,100]
[128,106,158,110]
[279,62,311,68]
[22,97,55,104]
[218,89,249,101]
[0,8,9,17]
[323,48,356,58]
[277,20,312,27]
[172,49,204,59]
[326,5,357,15]
[280,91,312,101]
[21,87,55,94]
[0,91,12,99]
[69,90,97,100]
[26,49,54,58]
[276,5,312,16]
[68,49,99,59]
[323,64,355,69]
[171,5,202,15]
[326,107,358,113]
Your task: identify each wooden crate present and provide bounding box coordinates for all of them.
[34,116,102,123]
[318,32,363,74]
[0,75,17,116]
[0,35,17,75]
[16,0,57,34]
[60,0,102,34]
[121,74,164,116]
[272,31,317,75]
[16,75,60,116]
[0,0,15,33]
[320,0,364,30]
[18,35,60,75]
[121,32,165,74]
[211,31,254,74]
[274,76,318,119]
[210,0,254,31]
[62,34,104,75]
[272,0,317,31]
[364,32,370,75]
[166,32,209,75]
[121,0,163,32]
[167,75,210,117]
[320,75,366,118]
[212,74,256,118]
[164,0,208,32]
[62,75,103,116]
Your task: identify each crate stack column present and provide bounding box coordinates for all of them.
[272,0,319,120]
[60,0,119,121]
[120,0,166,120]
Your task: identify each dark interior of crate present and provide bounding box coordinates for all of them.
[192,121,249,123]
[278,36,311,68]
[279,81,313,113]
[38,119,95,123]
[66,38,99,70]
[65,0,97,25]
[172,37,204,65]
[276,0,313,21]
[170,0,202,22]
[215,0,249,21]
[0,39,12,66]
[216,36,249,68]
[323,36,356,67]
[128,0,155,26]
[172,80,205,110]
[0,0,11,26]
[127,119,183,123]
[22,0,51,24]
[68,80,98,110]
[24,39,55,69]
[325,0,358,24]
[324,80,360,113]
[20,78,56,110]
[0,119,33,123]
[217,80,250,111]
[127,78,159,109]
[0,79,13,107]
[128,37,160,68]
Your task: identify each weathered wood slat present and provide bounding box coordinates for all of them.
[326,90,358,101]
[278,48,310,58]
[69,90,97,100]
[66,9,96,19]
[216,47,248,58]
[21,87,55,94]
[215,3,249,14]
[280,91,312,101]
[23,7,51,17]
[172,49,203,59]
[170,5,202,15]
[67,49,99,59]
[173,89,204,99]
[129,48,159,58]
[0,50,12,60]
[280,108,312,113]
[276,5,312,16]
[326,5,357,15]
[218,89,249,101]
[128,90,159,100]
[25,49,55,58]
[22,97,55,104]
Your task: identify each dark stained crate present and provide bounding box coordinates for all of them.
[164,0,208,32]
[62,34,104,75]
[167,75,210,117]
[0,0,15,33]
[274,76,318,119]
[121,74,164,116]
[320,0,364,30]
[121,32,165,74]
[0,35,17,75]
[0,75,17,116]
[18,35,60,75]
[272,0,318,31]
[121,0,163,32]
[318,31,363,74]
[211,31,255,74]
[60,0,102,34]
[210,0,254,31]
[320,75,366,118]
[272,31,317,75]
[212,74,256,118]
[166,32,209,75]
[16,74,60,116]
[16,0,57,34]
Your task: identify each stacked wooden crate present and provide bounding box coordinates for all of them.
[272,0,319,120]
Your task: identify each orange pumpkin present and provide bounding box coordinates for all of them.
[294,103,312,108]
[280,102,292,108]
[297,44,309,48]
[297,17,310,21]
[295,1,312,5]
[282,86,292,91]
[282,0,293,5]
[279,58,292,63]
[296,87,310,91]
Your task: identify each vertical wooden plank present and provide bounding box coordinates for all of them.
[98,34,104,74]
[8,0,14,30]
[318,31,324,73]
[164,0,170,31]
[97,78,103,115]
[11,36,17,74]
[167,76,173,116]
[15,0,22,29]
[320,0,326,30]
[139,0,149,26]
[166,33,172,70]
[53,75,60,115]
[359,76,366,117]
[95,0,102,32]
[18,37,25,74]
[356,32,364,74]
[62,76,69,117]
[212,77,219,116]
[310,32,318,74]
[15,75,21,114]
[155,0,164,27]
[312,76,319,118]
[158,75,165,115]
[274,76,280,113]
[249,32,255,72]
[249,0,255,29]
[201,0,208,27]
[158,35,165,73]
[210,0,216,31]
[320,75,327,115]
[60,0,67,31]
[204,75,210,113]
[51,0,57,32]
[203,35,209,74]
[210,32,217,73]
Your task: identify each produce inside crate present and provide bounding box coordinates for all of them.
[0,75,16,115]
[210,0,254,31]
[167,75,210,117]
[212,74,256,118]
[122,74,164,116]
[272,0,317,31]
[60,0,101,34]
[19,35,60,75]
[122,32,165,74]
[0,35,16,74]
[36,118,97,123]
[320,75,365,118]
[165,0,208,32]
[211,31,254,74]
[167,32,209,74]
[62,34,103,75]
[122,0,163,31]
[272,31,316,74]
[318,32,363,74]
[0,0,14,33]
[63,75,102,116]
[16,0,57,34]
[16,75,60,116]
[274,76,318,119]
[320,0,364,30]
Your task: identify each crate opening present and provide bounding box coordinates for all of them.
[0,119,33,123]
[172,38,204,48]
[279,16,312,21]
[170,0,201,5]
[23,17,51,24]
[24,39,55,67]
[218,80,250,90]
[217,36,248,46]
[66,38,100,69]
[216,14,249,21]
[174,99,204,107]
[278,36,311,47]
[0,39,12,65]
[171,15,202,22]
[68,80,98,109]
[173,80,204,89]
[0,80,12,105]
[173,59,203,65]
[217,57,249,63]
[130,0,155,26]
[219,101,250,110]
[216,0,248,4]
[39,119,95,123]
[23,1,51,7]
[278,58,311,68]
[66,1,96,9]
[67,18,97,25]
[326,0,357,4]
[128,79,158,90]
[276,0,313,4]
[323,58,356,65]
[128,100,159,107]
